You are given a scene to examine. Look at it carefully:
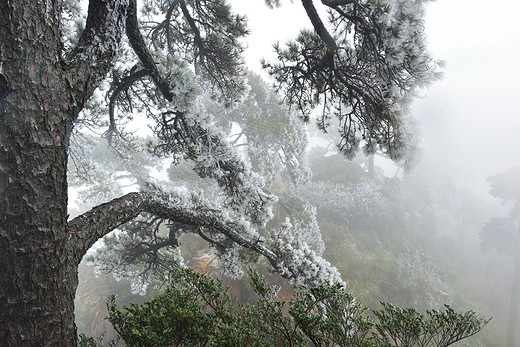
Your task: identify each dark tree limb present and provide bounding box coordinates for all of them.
[67,192,278,267]
[151,0,181,51]
[126,0,175,101]
[179,0,202,49]
[106,67,149,142]
[321,0,356,7]
[301,0,337,52]
[67,193,141,263]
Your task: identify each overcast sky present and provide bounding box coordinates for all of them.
[416,0,520,192]
[402,3,519,335]
[229,0,520,196]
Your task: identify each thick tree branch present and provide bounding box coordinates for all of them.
[179,0,202,48]
[321,0,356,7]
[152,0,181,51]
[67,192,278,266]
[67,193,141,262]
[126,0,174,101]
[66,0,129,111]
[301,0,337,51]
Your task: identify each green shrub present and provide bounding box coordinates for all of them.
[101,268,489,346]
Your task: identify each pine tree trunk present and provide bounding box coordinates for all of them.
[0,102,79,344]
[0,59,80,346]
[0,1,79,344]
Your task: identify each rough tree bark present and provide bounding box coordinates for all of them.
[0,0,128,345]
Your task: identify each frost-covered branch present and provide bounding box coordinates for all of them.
[69,188,343,288]
[270,219,343,286]
[264,0,440,163]
[67,190,276,264]
[145,84,277,226]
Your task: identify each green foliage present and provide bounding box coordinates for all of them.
[103,268,488,347]
[78,333,101,347]
[373,303,490,347]
[106,268,234,346]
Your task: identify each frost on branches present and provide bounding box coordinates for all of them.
[74,68,332,291]
[66,0,437,292]
[270,219,344,287]
[263,0,440,165]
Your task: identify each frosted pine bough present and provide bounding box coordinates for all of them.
[69,0,438,293]
[264,0,440,165]
[81,64,338,290]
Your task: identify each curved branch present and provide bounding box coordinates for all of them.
[67,193,142,262]
[67,191,278,266]
[197,228,218,245]
[179,0,202,48]
[321,0,356,6]
[151,0,181,51]
[126,0,174,101]
[106,67,149,142]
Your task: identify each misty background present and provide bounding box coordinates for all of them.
[207,0,520,343]
[73,0,520,345]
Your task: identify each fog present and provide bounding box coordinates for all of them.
[228,0,520,344]
[415,0,520,197]
[74,1,520,345]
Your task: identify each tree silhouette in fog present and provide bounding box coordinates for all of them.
[482,167,520,347]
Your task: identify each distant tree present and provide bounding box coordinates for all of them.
[481,168,520,347]
[1,0,438,344]
[300,152,452,310]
